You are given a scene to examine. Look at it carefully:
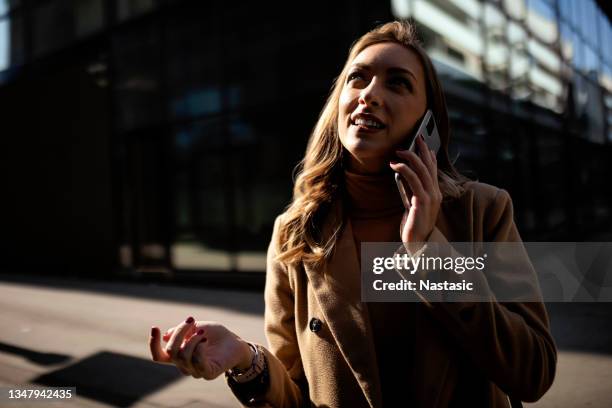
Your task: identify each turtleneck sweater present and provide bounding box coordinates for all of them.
[343,168,416,406]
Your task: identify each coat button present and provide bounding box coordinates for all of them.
[309,317,322,333]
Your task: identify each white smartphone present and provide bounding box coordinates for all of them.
[394,109,441,209]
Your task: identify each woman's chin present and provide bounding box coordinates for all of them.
[345,138,387,158]
[343,145,392,173]
[344,132,374,148]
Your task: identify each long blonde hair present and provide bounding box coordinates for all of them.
[276,20,469,266]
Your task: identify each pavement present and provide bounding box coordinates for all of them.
[0,274,611,407]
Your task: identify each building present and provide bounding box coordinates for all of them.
[392,0,612,239]
[1,0,610,280]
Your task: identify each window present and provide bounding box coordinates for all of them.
[527,0,557,44]
[602,64,612,93]
[32,1,73,57]
[581,0,598,48]
[569,0,582,31]
[504,0,526,20]
[584,44,599,73]
[165,9,222,119]
[600,13,611,65]
[559,22,574,63]
[117,0,158,21]
[27,0,104,58]
[571,31,586,72]
[0,0,19,17]
[0,11,24,72]
[75,0,103,38]
[0,11,25,71]
[113,22,163,131]
[0,18,9,71]
[558,0,572,24]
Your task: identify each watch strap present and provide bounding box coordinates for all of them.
[226,344,270,405]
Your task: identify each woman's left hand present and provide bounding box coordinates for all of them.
[390,134,442,247]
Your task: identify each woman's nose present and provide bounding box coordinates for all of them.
[358,79,382,107]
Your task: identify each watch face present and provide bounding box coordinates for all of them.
[227,345,266,384]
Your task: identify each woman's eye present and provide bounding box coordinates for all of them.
[347,72,364,82]
[390,77,412,90]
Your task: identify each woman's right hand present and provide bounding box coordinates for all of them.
[149,316,253,380]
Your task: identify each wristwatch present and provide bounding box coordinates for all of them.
[227,342,265,383]
[226,343,270,404]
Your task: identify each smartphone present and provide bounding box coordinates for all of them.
[394,109,441,209]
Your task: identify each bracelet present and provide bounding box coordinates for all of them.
[227,343,265,383]
[226,345,270,404]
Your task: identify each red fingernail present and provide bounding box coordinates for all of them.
[197,329,204,336]
[390,160,399,165]
[186,316,194,324]
[150,327,156,336]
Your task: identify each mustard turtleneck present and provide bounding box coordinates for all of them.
[343,168,416,406]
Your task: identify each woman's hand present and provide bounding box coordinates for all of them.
[149,317,253,380]
[390,134,442,248]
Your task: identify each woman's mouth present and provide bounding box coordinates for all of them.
[351,117,386,132]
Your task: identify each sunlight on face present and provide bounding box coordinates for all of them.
[338,42,427,174]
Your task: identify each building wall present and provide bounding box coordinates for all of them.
[1,41,115,275]
[0,0,610,276]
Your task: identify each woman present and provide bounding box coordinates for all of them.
[149,20,557,407]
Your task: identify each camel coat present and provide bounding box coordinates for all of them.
[228,181,557,407]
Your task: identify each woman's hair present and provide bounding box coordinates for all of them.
[276,20,469,266]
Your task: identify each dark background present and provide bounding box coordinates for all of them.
[0,0,610,283]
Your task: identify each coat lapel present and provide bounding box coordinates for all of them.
[411,197,466,406]
[303,198,383,408]
[302,196,463,408]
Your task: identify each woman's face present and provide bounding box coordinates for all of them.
[338,42,427,174]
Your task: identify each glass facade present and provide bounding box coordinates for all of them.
[392,0,612,239]
[1,0,610,276]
